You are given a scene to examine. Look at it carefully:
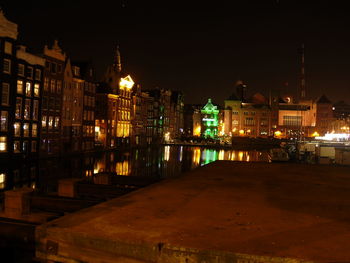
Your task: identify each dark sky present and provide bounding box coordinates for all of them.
[2,0,350,105]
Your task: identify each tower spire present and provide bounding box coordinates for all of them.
[113,44,122,73]
[300,43,306,100]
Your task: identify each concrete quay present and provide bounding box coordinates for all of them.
[36,162,350,263]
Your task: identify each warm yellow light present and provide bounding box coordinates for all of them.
[232,128,237,132]
[119,75,134,90]
[239,129,245,135]
[247,129,251,133]
[311,131,319,137]
[274,130,282,137]
[194,126,201,136]
[95,126,100,133]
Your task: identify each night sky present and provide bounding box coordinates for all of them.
[2,0,350,105]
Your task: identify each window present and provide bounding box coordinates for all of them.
[23,141,28,153]
[44,77,49,91]
[34,83,39,97]
[57,64,62,73]
[48,116,53,129]
[50,79,55,93]
[73,66,80,76]
[0,137,7,152]
[27,66,33,79]
[14,141,21,153]
[251,111,256,115]
[51,63,57,74]
[0,111,8,132]
[33,100,39,120]
[32,123,37,137]
[23,123,29,137]
[4,41,12,54]
[45,61,50,70]
[0,173,5,189]
[15,98,22,119]
[232,111,239,115]
[42,115,47,128]
[24,99,31,120]
[42,97,47,110]
[31,141,37,152]
[1,83,10,105]
[3,59,11,74]
[18,64,25,76]
[245,117,255,126]
[243,111,249,115]
[283,116,302,126]
[35,69,41,80]
[17,80,23,94]
[56,80,62,93]
[26,82,32,96]
[54,117,59,128]
[14,122,21,136]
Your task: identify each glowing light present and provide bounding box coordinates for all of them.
[239,130,245,135]
[164,146,170,161]
[95,126,100,133]
[315,133,350,141]
[0,173,5,189]
[232,128,237,132]
[164,132,170,142]
[193,148,201,166]
[119,75,134,90]
[218,150,225,160]
[311,131,319,137]
[274,131,282,137]
[238,151,244,161]
[194,126,201,136]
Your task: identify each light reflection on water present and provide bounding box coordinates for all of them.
[0,146,270,193]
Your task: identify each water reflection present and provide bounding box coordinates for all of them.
[0,146,270,194]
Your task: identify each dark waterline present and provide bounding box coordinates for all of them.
[0,146,271,194]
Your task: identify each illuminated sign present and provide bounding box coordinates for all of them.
[202,118,215,121]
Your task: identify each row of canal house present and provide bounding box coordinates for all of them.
[0,11,185,160]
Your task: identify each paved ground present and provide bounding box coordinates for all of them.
[36,162,350,263]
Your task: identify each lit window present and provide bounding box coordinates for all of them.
[42,116,47,128]
[14,122,21,136]
[23,141,28,152]
[18,64,25,76]
[48,116,53,129]
[0,136,7,152]
[17,80,23,94]
[32,123,37,137]
[73,66,80,76]
[24,99,31,120]
[35,69,41,80]
[27,66,33,79]
[0,111,8,132]
[34,83,39,97]
[54,117,59,128]
[0,173,5,189]
[4,41,12,54]
[15,98,22,119]
[26,82,32,96]
[3,59,11,74]
[1,83,10,105]
[14,141,21,153]
[23,123,29,137]
[33,100,39,120]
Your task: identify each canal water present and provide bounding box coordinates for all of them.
[0,146,271,194]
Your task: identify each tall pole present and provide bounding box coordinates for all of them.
[300,43,306,100]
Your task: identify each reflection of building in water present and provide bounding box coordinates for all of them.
[192,148,201,167]
[164,145,170,161]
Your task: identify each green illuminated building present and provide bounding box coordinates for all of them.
[201,98,219,138]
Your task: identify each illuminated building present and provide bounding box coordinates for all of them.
[41,40,65,155]
[96,46,133,148]
[201,98,219,138]
[224,81,273,138]
[0,10,44,159]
